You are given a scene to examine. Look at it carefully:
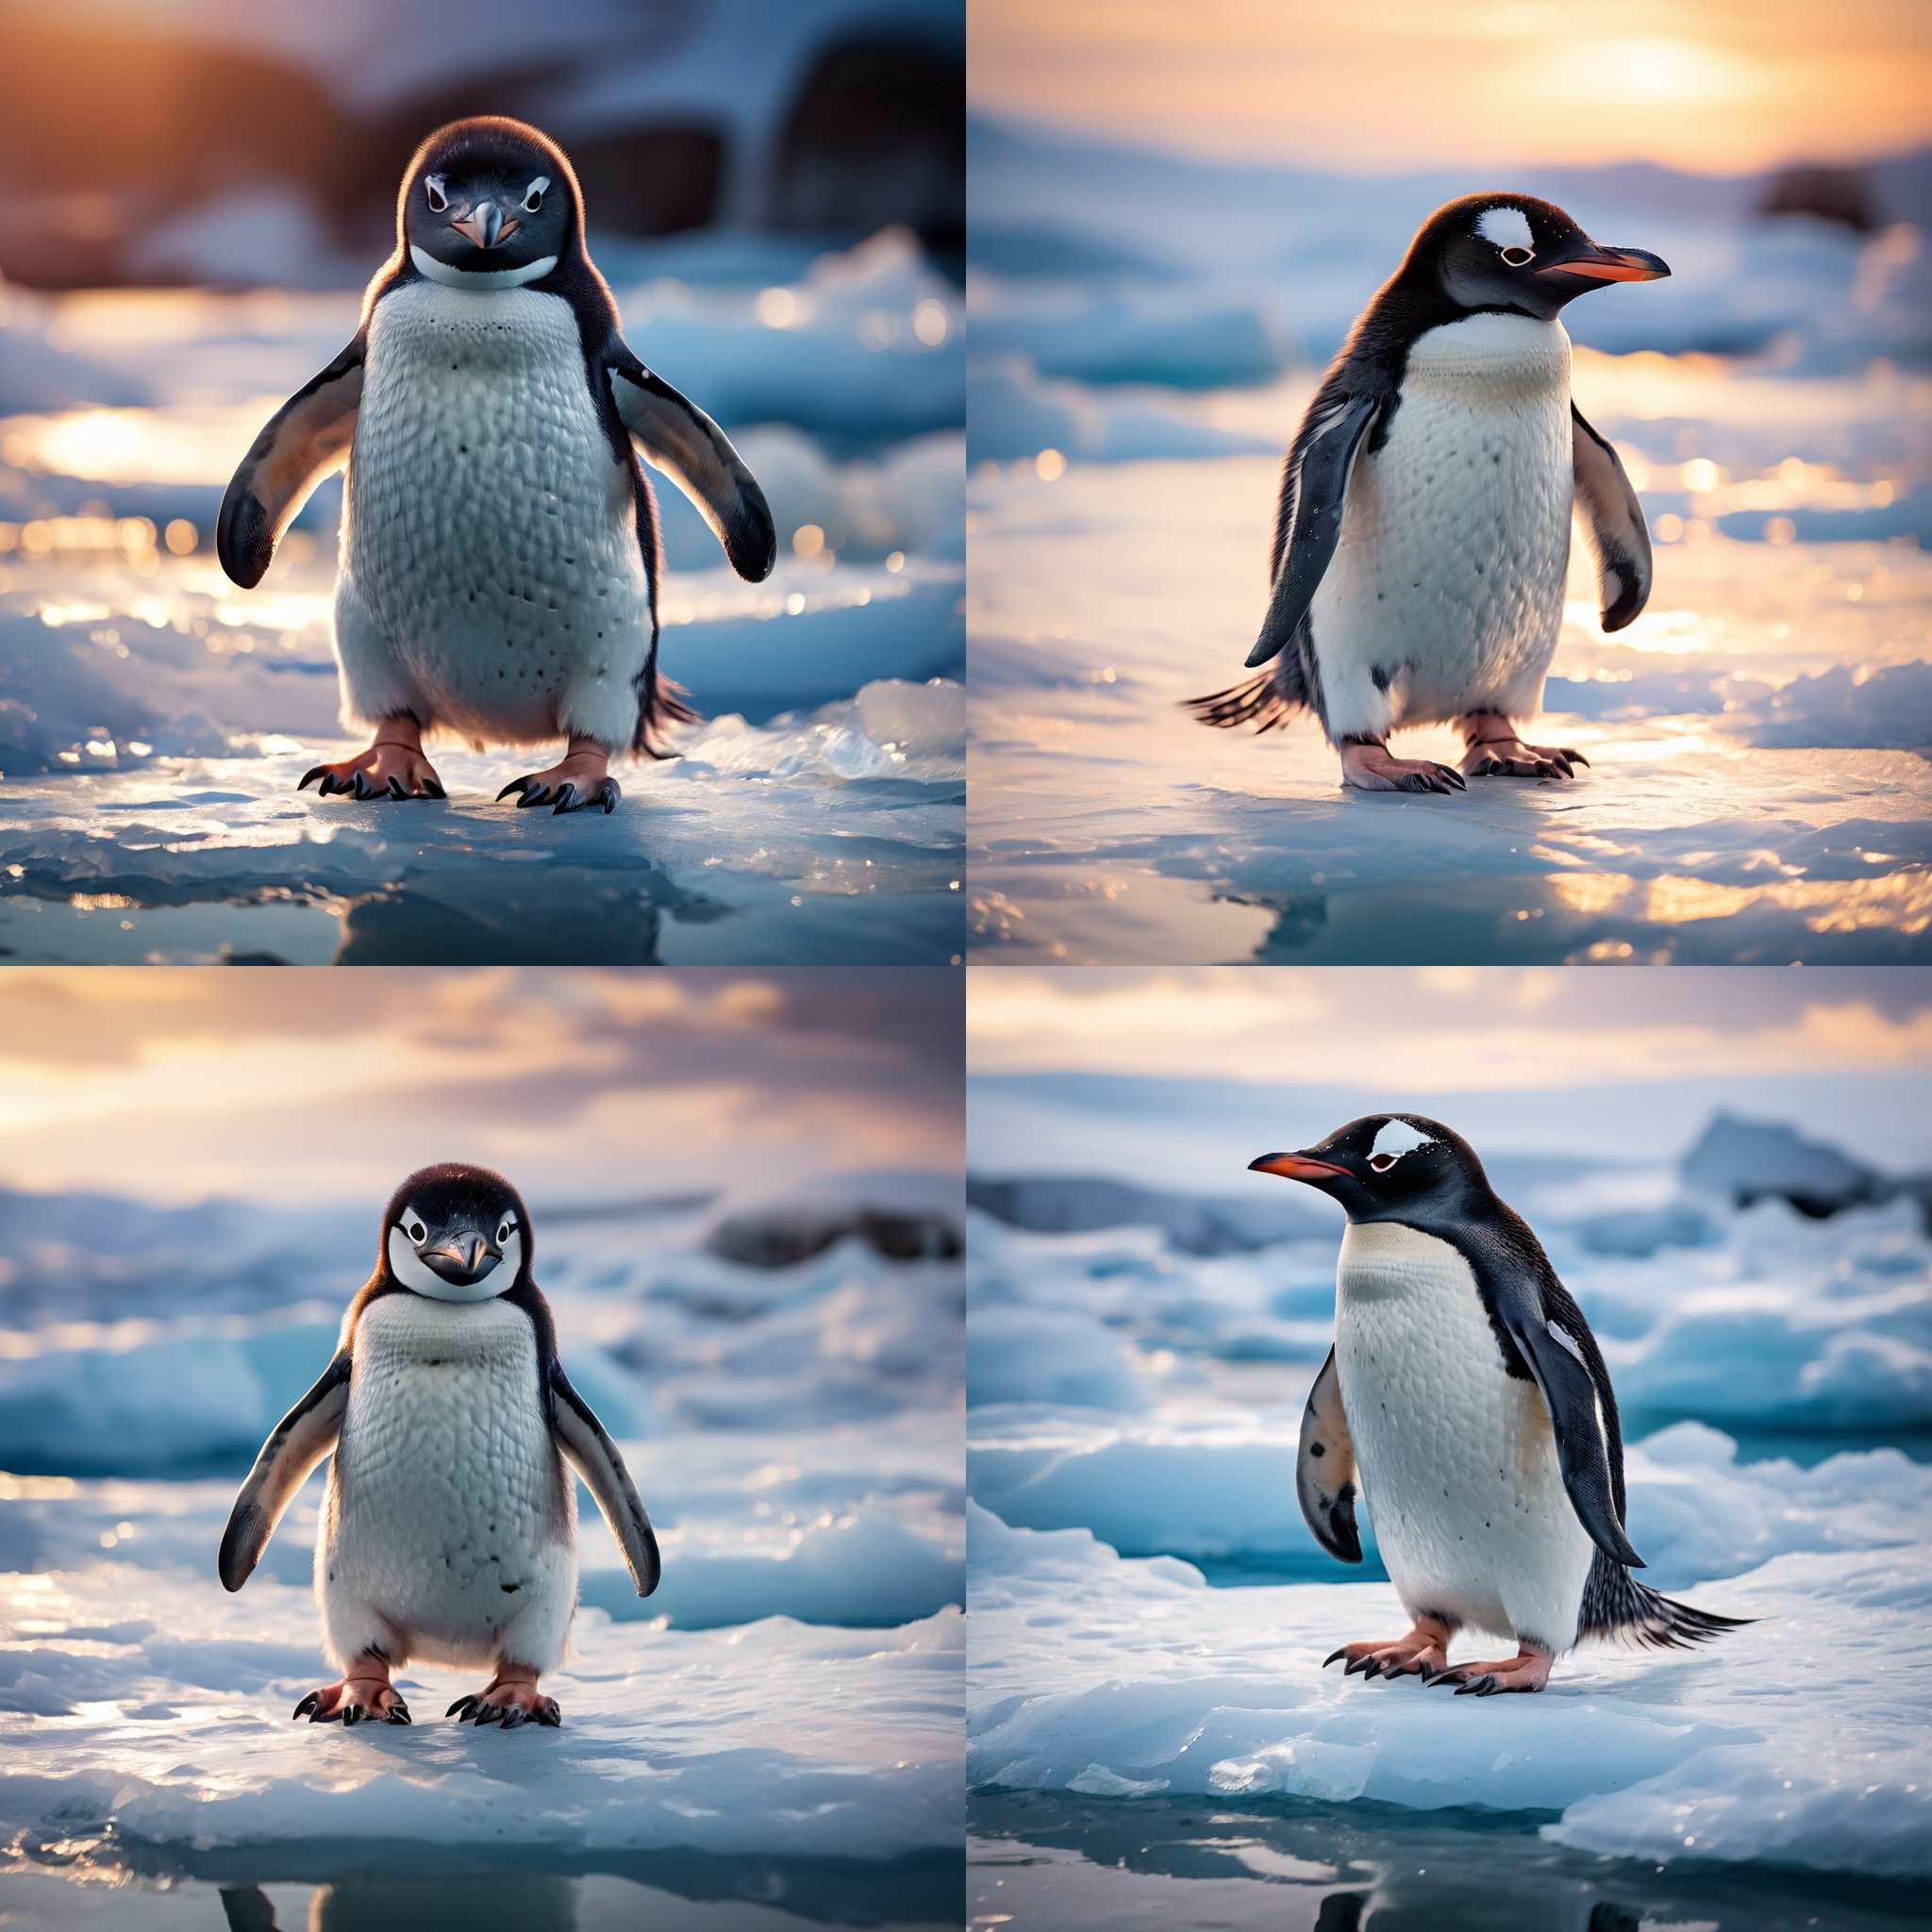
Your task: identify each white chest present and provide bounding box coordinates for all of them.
[329,1294,568,1615]
[1333,1218,1594,1647]
[1310,312,1574,729]
[341,280,650,729]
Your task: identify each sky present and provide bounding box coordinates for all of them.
[968,0,1932,174]
[966,967,1932,1183]
[0,968,962,1208]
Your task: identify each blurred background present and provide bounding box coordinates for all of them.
[0,0,966,967]
[964,963,1932,1925]
[965,0,1932,968]
[0,966,964,1924]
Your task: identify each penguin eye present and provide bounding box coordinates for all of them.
[404,1215,427,1244]
[424,176,448,214]
[523,175,550,214]
[1368,1154,1398,1174]
[497,1217,516,1244]
[1500,245,1534,267]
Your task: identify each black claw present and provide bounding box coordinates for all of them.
[550,782,580,815]
[474,1703,504,1725]
[537,1702,561,1727]
[496,777,529,803]
[499,1707,527,1731]
[349,771,372,800]
[387,774,408,800]
[342,1704,363,1725]
[1568,750,1591,767]
[298,766,326,792]
[597,777,620,815]
[388,1704,411,1724]
[1440,766,1467,790]
[293,1691,320,1720]
[423,776,447,800]
[1361,1659,1384,1680]
[1343,1655,1373,1676]
[1455,1674,1496,1697]
[1323,1648,1348,1670]
[315,774,338,797]
[314,1705,344,1724]
[516,783,552,809]
[447,1695,475,1720]
[1429,1671,1464,1690]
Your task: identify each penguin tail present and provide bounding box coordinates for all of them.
[1580,1551,1754,1650]
[632,668,700,761]
[1183,669,1304,735]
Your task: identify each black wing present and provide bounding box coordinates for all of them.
[606,342,776,584]
[1467,1214,1644,1569]
[1571,403,1652,632]
[217,1350,352,1591]
[217,338,364,589]
[1247,391,1379,668]
[1296,1347,1362,1563]
[549,1359,661,1596]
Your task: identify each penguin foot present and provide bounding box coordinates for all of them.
[496,743,620,816]
[447,1676,560,1730]
[1322,1619,1453,1682]
[1426,1647,1553,1696]
[1338,740,1466,795]
[1457,733,1588,782]
[292,1675,410,1725]
[299,737,446,802]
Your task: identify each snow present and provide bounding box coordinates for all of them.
[0,1179,964,1881]
[964,119,1932,966]
[0,230,963,965]
[1682,1108,1883,1208]
[965,1117,1932,1880]
[968,1503,1931,1880]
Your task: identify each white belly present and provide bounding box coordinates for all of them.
[340,279,652,744]
[1310,312,1574,740]
[1334,1219,1594,1650]
[323,1292,575,1666]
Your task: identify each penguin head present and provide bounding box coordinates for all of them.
[1249,1114,1485,1225]
[380,1162,532,1303]
[399,116,580,291]
[1411,193,1669,321]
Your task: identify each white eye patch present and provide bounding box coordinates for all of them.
[386,1224,520,1302]
[1369,1118,1438,1163]
[1475,205,1534,252]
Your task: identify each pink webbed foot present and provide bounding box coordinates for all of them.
[447,1676,560,1730]
[1322,1618,1454,1683]
[1458,720,1589,781]
[1426,1646,1555,1696]
[1339,738,1466,796]
[300,735,444,801]
[292,1674,410,1725]
[496,740,620,816]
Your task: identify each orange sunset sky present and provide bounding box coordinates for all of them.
[968,0,1932,173]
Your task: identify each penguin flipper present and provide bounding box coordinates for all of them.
[217,1350,351,1591]
[1297,1346,1362,1563]
[1571,403,1652,633]
[217,340,364,589]
[1503,1300,1645,1570]
[607,347,777,584]
[1247,392,1378,669]
[550,1359,661,1597]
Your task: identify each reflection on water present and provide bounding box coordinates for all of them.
[0,1847,959,1932]
[971,1790,1926,1932]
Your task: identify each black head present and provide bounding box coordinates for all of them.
[379,1162,532,1302]
[399,116,582,291]
[1404,193,1669,321]
[1248,1114,1491,1229]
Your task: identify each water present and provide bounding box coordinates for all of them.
[970,1790,1926,1932]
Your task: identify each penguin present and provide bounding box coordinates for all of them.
[1249,1115,1746,1693]
[218,1162,659,1727]
[1188,195,1667,793]
[218,116,775,814]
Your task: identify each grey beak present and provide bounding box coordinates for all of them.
[420,1232,502,1285]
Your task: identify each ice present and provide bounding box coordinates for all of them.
[1682,1108,1885,1209]
[0,230,963,964]
[964,119,1932,966]
[0,1556,962,1861]
[0,1175,965,1879]
[967,1502,1931,1879]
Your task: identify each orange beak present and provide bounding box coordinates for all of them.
[1248,1152,1351,1183]
[1538,244,1670,283]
